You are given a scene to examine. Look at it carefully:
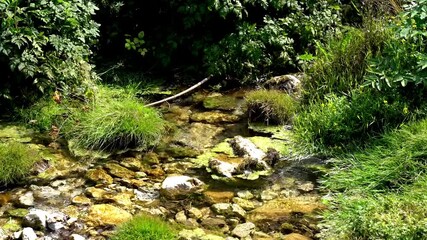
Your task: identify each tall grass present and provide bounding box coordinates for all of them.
[302,19,391,103]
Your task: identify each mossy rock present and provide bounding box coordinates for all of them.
[248,123,293,140]
[6,208,29,218]
[203,95,240,111]
[248,136,291,156]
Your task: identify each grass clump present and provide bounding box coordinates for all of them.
[245,89,297,124]
[111,214,177,240]
[294,88,409,153]
[320,119,427,239]
[0,141,39,185]
[66,86,166,151]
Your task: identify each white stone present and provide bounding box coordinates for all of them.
[161,175,204,198]
[70,234,86,240]
[18,191,34,207]
[24,209,48,230]
[22,227,37,240]
[232,222,256,238]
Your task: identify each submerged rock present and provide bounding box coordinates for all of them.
[190,112,241,124]
[161,175,205,199]
[211,203,246,219]
[203,95,240,111]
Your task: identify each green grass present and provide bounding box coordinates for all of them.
[320,119,427,239]
[0,141,39,185]
[111,214,177,240]
[65,86,166,151]
[294,88,409,153]
[245,89,298,124]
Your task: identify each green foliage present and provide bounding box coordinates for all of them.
[294,88,409,152]
[320,119,427,239]
[0,0,99,96]
[65,86,166,151]
[245,89,297,124]
[111,214,177,240]
[0,141,39,185]
[367,0,427,89]
[302,20,392,103]
[125,31,147,56]
[205,0,341,81]
[19,97,72,132]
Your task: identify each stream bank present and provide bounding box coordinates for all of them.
[0,90,327,240]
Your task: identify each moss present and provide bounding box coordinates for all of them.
[245,89,297,124]
[0,141,39,185]
[111,214,177,240]
[248,136,290,156]
[203,95,239,110]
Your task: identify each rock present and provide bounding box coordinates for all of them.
[104,163,136,179]
[72,195,92,205]
[203,191,234,204]
[134,189,159,202]
[297,182,315,193]
[120,157,142,171]
[107,192,133,207]
[233,198,256,211]
[85,168,113,185]
[7,208,29,218]
[201,218,229,233]
[175,211,187,224]
[211,203,246,219]
[46,212,67,232]
[175,123,224,150]
[201,234,226,240]
[2,218,21,232]
[87,204,132,226]
[229,136,270,171]
[142,152,160,164]
[85,187,107,200]
[283,233,312,240]
[188,207,203,220]
[232,222,256,238]
[21,227,37,240]
[160,145,200,158]
[17,192,35,207]
[264,74,301,94]
[190,112,241,124]
[236,190,254,200]
[209,159,236,178]
[160,175,204,199]
[178,228,205,240]
[29,185,61,200]
[260,190,278,201]
[70,234,86,240]
[23,209,48,230]
[203,95,240,111]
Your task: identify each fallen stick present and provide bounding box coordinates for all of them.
[145,75,212,107]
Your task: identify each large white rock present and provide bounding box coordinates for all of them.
[161,175,204,199]
[23,209,48,230]
[22,227,37,240]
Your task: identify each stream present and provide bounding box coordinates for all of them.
[0,90,326,240]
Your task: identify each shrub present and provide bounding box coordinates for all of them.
[111,214,177,240]
[294,88,409,152]
[245,89,298,124]
[0,141,39,185]
[66,87,166,151]
[302,20,392,103]
[0,0,99,98]
[320,119,427,239]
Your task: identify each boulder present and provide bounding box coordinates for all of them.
[208,159,236,178]
[161,175,204,199]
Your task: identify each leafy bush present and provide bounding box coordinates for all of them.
[366,0,427,90]
[65,86,166,151]
[0,141,39,185]
[302,20,392,103]
[245,89,297,124]
[0,0,99,98]
[320,119,427,239]
[294,88,409,152]
[111,214,177,240]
